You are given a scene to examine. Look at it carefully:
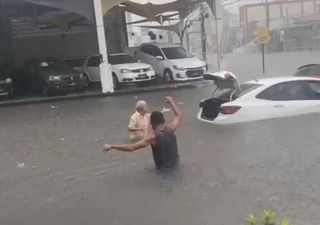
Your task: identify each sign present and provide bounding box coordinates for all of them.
[254,26,270,74]
[255,26,270,44]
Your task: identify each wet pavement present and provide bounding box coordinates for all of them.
[1,87,320,225]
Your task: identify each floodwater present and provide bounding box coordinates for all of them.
[0,87,320,225]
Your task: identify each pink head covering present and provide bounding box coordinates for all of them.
[136,100,148,114]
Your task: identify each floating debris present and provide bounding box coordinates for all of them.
[17,162,25,168]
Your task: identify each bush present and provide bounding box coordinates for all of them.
[248,210,291,225]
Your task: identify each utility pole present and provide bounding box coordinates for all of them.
[200,1,207,61]
[186,25,190,50]
[265,0,270,30]
[213,0,221,71]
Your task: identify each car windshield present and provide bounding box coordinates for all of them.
[109,54,137,65]
[38,59,71,71]
[161,47,193,59]
[64,58,86,68]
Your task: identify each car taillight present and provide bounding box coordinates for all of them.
[219,106,241,115]
[313,75,320,79]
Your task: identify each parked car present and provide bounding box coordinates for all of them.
[65,54,155,89]
[0,62,21,99]
[135,42,207,82]
[108,53,155,89]
[294,64,320,78]
[63,56,96,83]
[198,71,320,125]
[0,73,13,100]
[21,58,88,96]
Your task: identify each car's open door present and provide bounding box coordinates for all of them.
[203,71,241,99]
[199,71,241,121]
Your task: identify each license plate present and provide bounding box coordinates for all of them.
[138,74,147,78]
[191,71,200,76]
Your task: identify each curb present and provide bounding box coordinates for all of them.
[0,80,211,107]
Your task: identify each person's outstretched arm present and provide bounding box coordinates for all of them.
[165,96,182,132]
[103,133,155,153]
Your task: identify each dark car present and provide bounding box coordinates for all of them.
[294,64,320,78]
[0,72,13,100]
[21,58,88,96]
[0,62,16,100]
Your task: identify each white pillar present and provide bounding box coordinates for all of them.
[93,0,114,93]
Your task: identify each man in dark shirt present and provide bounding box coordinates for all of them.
[103,96,182,169]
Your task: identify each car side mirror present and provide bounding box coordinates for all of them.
[156,56,164,60]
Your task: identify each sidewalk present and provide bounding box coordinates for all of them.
[0,79,211,107]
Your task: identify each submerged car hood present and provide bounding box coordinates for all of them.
[168,57,206,69]
[203,71,240,91]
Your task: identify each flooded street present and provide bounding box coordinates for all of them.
[1,87,320,225]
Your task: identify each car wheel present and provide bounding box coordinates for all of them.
[112,74,122,90]
[41,84,50,97]
[163,69,173,83]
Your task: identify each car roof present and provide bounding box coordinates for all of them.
[109,53,130,56]
[25,57,61,64]
[63,56,87,60]
[140,42,181,48]
[297,64,319,70]
[245,76,320,85]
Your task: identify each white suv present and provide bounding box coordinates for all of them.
[135,43,207,82]
[64,54,155,89]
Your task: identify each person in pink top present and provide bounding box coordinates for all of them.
[128,100,150,142]
[128,100,170,142]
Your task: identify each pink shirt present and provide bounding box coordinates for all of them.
[128,112,150,141]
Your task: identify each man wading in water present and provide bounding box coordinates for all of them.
[103,96,182,170]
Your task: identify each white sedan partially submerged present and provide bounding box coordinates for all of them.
[198,71,320,125]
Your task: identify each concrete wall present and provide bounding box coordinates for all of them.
[0,17,13,65]
[12,28,99,65]
[104,6,127,53]
[2,3,128,65]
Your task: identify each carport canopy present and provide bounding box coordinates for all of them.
[22,0,139,94]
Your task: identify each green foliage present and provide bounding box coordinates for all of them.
[247,210,291,225]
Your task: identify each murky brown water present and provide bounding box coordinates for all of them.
[1,87,319,225]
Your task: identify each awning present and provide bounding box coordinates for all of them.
[126,13,179,25]
[119,1,197,22]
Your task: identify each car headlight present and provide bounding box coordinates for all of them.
[120,69,131,74]
[49,76,61,81]
[173,65,185,71]
[6,78,12,83]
